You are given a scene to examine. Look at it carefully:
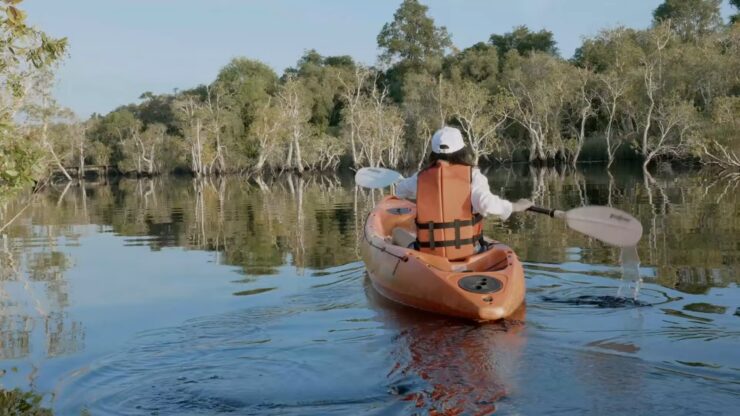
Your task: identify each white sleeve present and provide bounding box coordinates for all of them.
[471,168,513,220]
[394,173,417,199]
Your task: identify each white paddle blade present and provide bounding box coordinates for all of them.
[354,167,404,189]
[565,206,643,247]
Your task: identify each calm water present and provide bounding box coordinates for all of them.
[0,165,738,415]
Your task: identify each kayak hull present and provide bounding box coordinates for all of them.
[361,196,526,321]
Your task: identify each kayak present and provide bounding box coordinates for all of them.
[360,196,526,321]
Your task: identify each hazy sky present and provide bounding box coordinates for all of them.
[27,0,736,118]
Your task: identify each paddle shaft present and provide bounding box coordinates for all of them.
[527,206,565,218]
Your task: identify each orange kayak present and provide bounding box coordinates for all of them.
[361,196,526,321]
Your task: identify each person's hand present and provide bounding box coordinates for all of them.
[511,198,534,213]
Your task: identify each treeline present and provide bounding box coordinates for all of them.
[3,1,740,192]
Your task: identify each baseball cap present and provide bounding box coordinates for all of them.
[431,126,465,154]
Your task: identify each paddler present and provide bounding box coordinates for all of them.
[394,126,533,259]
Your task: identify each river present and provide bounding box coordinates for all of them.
[0,164,738,415]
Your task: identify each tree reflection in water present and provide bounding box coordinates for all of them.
[0,166,737,408]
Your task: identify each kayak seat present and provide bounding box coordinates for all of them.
[392,227,417,249]
[391,229,508,274]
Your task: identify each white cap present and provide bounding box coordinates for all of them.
[431,126,465,154]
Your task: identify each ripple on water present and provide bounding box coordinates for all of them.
[56,264,410,415]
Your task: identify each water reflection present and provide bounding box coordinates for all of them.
[368,282,526,415]
[0,165,737,414]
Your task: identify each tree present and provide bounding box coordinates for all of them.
[401,72,448,168]
[136,123,166,175]
[0,0,67,192]
[641,96,696,169]
[443,79,513,162]
[23,69,74,181]
[136,91,176,131]
[377,0,452,68]
[284,50,354,133]
[504,52,579,162]
[215,57,277,134]
[337,65,374,167]
[100,109,143,172]
[276,77,311,173]
[636,23,675,167]
[566,67,597,165]
[248,98,284,172]
[174,93,208,177]
[732,0,740,24]
[353,83,405,168]
[444,42,499,89]
[378,0,452,101]
[700,95,740,169]
[653,0,722,40]
[577,27,642,167]
[490,25,558,59]
[203,84,232,174]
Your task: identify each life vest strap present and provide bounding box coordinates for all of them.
[415,213,483,230]
[417,234,483,248]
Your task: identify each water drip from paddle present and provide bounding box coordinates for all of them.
[618,246,642,300]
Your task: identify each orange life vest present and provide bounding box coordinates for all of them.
[416,161,483,260]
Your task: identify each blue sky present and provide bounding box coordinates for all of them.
[27,0,736,118]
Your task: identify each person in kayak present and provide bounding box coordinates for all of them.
[394,126,533,259]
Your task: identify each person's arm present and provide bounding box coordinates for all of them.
[471,168,513,220]
[394,173,418,199]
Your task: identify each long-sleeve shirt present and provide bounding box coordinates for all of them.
[394,167,513,220]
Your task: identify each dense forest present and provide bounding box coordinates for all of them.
[1,0,740,194]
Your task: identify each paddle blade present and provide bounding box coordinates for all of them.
[565,206,643,247]
[354,167,404,189]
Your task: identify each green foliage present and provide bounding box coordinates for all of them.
[0,388,52,416]
[377,0,451,68]
[0,128,42,190]
[377,0,452,101]
[489,25,558,60]
[444,42,499,88]
[284,50,355,132]
[573,27,642,72]
[503,52,581,162]
[215,57,278,131]
[31,0,740,182]
[136,91,176,131]
[0,0,67,195]
[652,0,723,40]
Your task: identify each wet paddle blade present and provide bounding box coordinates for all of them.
[354,167,404,189]
[565,206,643,247]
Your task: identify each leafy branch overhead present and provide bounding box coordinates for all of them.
[1,0,67,194]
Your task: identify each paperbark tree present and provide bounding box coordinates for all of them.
[444,79,514,163]
[276,78,311,173]
[337,66,373,167]
[504,52,579,162]
[174,94,207,177]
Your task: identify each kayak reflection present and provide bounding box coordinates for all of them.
[365,278,526,415]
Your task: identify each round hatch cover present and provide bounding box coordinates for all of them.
[458,275,503,294]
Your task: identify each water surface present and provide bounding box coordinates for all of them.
[0,165,738,415]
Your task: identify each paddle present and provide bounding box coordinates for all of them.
[354,166,405,189]
[525,205,642,247]
[354,167,643,247]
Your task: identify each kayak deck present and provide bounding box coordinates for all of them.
[360,196,526,321]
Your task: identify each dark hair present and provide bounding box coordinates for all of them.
[423,147,476,170]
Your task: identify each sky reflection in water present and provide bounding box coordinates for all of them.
[0,165,738,415]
